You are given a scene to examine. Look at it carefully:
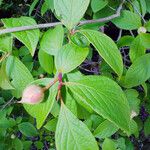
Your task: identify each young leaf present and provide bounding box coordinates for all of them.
[102,138,116,150]
[55,104,99,150]
[41,0,54,15]
[66,76,131,134]
[18,122,38,137]
[40,25,64,56]
[54,0,90,30]
[122,54,150,88]
[23,78,58,129]
[91,0,108,13]
[29,0,39,16]
[0,35,13,52]
[55,43,89,73]
[112,10,141,30]
[2,17,40,56]
[38,49,54,74]
[129,33,150,62]
[80,29,123,77]
[6,56,34,98]
[94,120,118,139]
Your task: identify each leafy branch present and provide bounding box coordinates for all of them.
[0,0,125,35]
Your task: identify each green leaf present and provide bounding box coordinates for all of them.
[65,89,78,116]
[130,120,138,137]
[129,35,145,62]
[51,101,60,117]
[23,141,32,150]
[44,118,57,132]
[55,104,99,150]
[122,54,150,88]
[146,0,150,13]
[70,32,90,48]
[40,25,64,56]
[55,43,89,73]
[138,0,147,16]
[116,138,126,150]
[0,118,16,129]
[129,33,150,62]
[117,36,134,48]
[0,34,13,52]
[34,141,43,149]
[12,138,23,150]
[0,62,14,90]
[6,56,34,97]
[23,78,58,129]
[91,0,108,13]
[102,138,116,150]
[66,76,131,134]
[126,139,134,150]
[94,120,118,139]
[18,122,38,137]
[0,0,3,6]
[41,1,49,16]
[124,89,140,116]
[54,0,90,30]
[145,20,150,32]
[144,118,150,137]
[38,49,54,74]
[2,17,40,56]
[132,0,143,17]
[41,0,54,15]
[29,0,39,16]
[41,0,54,16]
[112,10,141,30]
[80,29,123,77]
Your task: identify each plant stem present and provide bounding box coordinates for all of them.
[0,52,10,63]
[1,97,15,111]
[42,78,58,92]
[78,0,125,26]
[0,0,125,35]
[56,73,64,102]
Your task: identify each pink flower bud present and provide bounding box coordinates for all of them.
[19,85,44,105]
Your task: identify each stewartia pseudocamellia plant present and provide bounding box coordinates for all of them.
[0,0,150,149]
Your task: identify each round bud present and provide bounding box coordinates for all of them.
[11,134,15,139]
[19,85,44,105]
[39,74,44,78]
[130,110,137,119]
[138,27,147,34]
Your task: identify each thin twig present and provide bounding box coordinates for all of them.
[0,97,15,111]
[42,78,58,92]
[0,22,62,35]
[0,0,125,35]
[78,0,125,26]
[129,30,135,37]
[117,29,122,41]
[0,52,10,63]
